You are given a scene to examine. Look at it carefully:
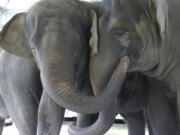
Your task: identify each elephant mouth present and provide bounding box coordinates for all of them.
[148,63,159,72]
[127,55,159,72]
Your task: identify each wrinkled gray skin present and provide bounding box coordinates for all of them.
[0,50,42,135]
[94,0,180,131]
[69,72,178,135]
[0,0,129,135]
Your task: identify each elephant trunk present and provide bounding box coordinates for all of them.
[40,56,130,114]
[68,101,117,135]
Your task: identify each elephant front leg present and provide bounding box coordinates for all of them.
[38,90,65,135]
[177,89,180,135]
[0,118,5,135]
[146,87,177,135]
[76,113,98,127]
[120,111,145,135]
[143,111,154,135]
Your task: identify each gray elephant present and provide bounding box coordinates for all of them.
[74,0,178,134]
[0,50,42,135]
[91,0,180,132]
[68,0,178,135]
[0,0,129,135]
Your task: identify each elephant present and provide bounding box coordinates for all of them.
[0,13,90,135]
[0,0,129,135]
[68,0,179,134]
[0,50,42,135]
[91,0,180,132]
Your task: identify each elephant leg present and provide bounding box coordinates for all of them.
[38,90,65,135]
[147,122,154,135]
[177,90,180,135]
[146,88,177,135]
[143,110,154,135]
[0,87,39,135]
[120,111,145,135]
[0,118,5,135]
[0,95,9,135]
[76,113,98,127]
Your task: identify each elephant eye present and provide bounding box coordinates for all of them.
[115,29,127,39]
[115,29,130,47]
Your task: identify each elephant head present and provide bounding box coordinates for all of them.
[0,0,129,114]
[89,0,170,90]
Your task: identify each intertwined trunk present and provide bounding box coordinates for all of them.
[40,55,129,114]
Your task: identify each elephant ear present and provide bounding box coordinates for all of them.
[146,0,168,42]
[153,0,168,42]
[0,13,33,58]
[89,10,98,56]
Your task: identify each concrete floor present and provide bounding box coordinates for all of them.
[2,122,149,135]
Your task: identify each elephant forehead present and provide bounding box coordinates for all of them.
[103,0,146,22]
[27,0,88,21]
[25,0,91,35]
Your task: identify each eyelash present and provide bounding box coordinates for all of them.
[115,29,127,37]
